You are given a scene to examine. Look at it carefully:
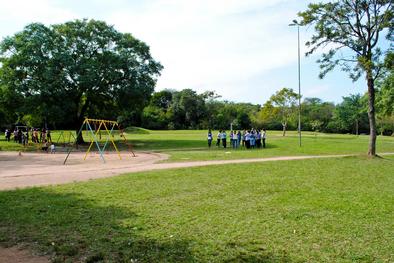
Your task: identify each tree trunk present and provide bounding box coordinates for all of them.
[75,120,85,145]
[355,120,359,136]
[75,97,89,144]
[366,75,377,156]
[282,122,286,137]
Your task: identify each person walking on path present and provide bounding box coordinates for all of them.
[262,129,267,148]
[207,129,213,148]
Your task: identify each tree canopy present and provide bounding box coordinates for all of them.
[0,19,163,141]
[298,0,393,156]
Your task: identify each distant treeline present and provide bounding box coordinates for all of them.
[1,86,393,135]
[139,86,393,135]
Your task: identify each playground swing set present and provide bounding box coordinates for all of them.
[56,131,76,147]
[63,118,135,165]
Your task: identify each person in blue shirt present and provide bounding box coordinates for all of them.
[221,130,227,148]
[207,129,213,148]
[237,131,241,148]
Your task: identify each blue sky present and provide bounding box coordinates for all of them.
[0,0,382,105]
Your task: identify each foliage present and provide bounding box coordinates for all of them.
[0,19,162,140]
[376,52,394,135]
[298,0,393,155]
[331,94,369,134]
[261,88,299,136]
[140,89,259,130]
[301,98,335,132]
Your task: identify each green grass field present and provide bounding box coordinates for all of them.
[1,129,394,162]
[1,156,393,262]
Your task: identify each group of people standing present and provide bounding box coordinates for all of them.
[4,127,55,153]
[207,129,267,149]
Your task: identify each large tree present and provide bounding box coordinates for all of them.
[298,0,393,156]
[0,19,162,142]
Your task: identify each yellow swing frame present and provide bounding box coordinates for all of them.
[63,118,135,164]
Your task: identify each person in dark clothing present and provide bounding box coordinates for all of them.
[262,129,267,148]
[41,140,49,152]
[221,130,227,148]
[17,129,22,144]
[256,130,262,148]
[5,129,11,142]
[207,129,213,148]
[47,129,52,143]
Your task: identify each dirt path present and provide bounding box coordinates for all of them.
[3,151,391,191]
[0,246,50,263]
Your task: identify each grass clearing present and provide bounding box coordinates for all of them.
[1,156,393,262]
[1,130,394,162]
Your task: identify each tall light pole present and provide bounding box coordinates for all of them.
[289,20,302,147]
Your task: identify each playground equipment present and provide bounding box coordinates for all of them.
[56,131,76,147]
[63,118,135,165]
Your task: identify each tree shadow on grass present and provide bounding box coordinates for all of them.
[0,188,193,262]
[223,241,292,263]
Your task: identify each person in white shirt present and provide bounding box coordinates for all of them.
[221,130,227,148]
[262,129,267,148]
[216,130,222,147]
[50,143,56,154]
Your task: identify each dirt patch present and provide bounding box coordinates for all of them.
[0,151,168,190]
[0,246,49,263]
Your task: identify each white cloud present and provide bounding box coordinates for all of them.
[1,0,327,103]
[0,0,78,35]
[105,0,305,98]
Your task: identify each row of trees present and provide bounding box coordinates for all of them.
[138,69,393,136]
[141,89,259,130]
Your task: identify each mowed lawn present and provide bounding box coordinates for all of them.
[1,156,393,262]
[1,129,394,162]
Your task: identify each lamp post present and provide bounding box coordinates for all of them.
[289,20,302,147]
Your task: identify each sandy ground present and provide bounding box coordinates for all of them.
[0,151,168,190]
[0,150,363,191]
[0,246,50,263]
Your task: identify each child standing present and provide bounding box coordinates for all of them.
[50,143,56,154]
